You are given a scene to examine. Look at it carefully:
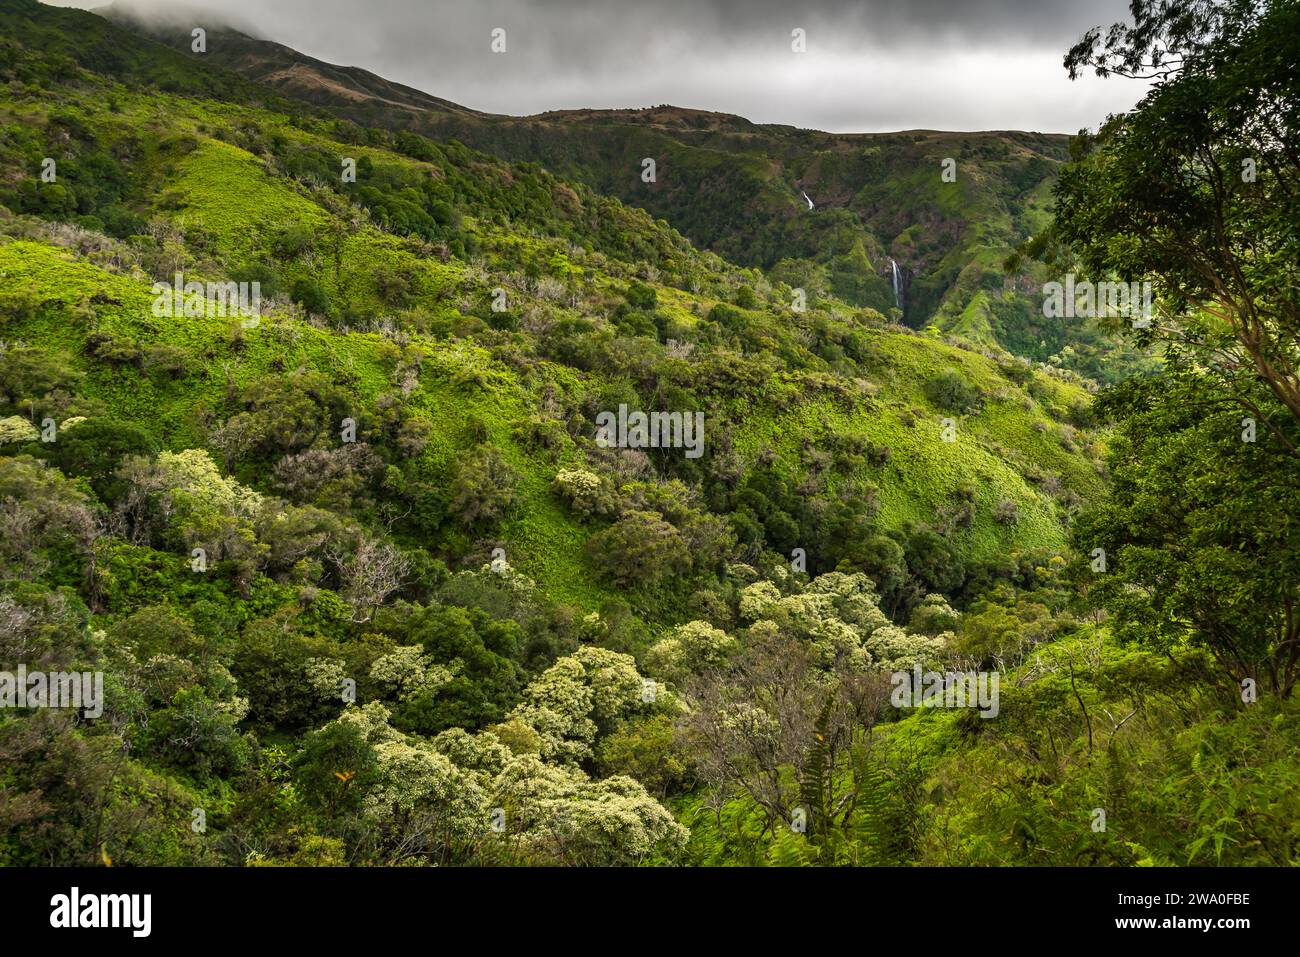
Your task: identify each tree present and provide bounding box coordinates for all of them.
[924,370,982,414]
[907,593,962,636]
[625,280,657,310]
[502,646,649,765]
[1049,0,1300,451]
[273,224,315,260]
[1072,373,1300,696]
[551,467,618,519]
[0,346,80,409]
[596,714,690,798]
[295,703,490,865]
[332,537,410,623]
[0,455,101,583]
[645,620,736,683]
[586,510,690,586]
[491,754,687,865]
[237,369,347,457]
[449,447,519,527]
[403,605,526,733]
[682,625,892,842]
[902,527,966,597]
[291,278,331,316]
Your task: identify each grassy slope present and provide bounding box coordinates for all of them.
[11,0,1154,381]
[102,19,1094,342]
[0,73,1104,618]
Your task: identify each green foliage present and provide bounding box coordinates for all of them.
[924,369,982,414]
[0,0,1292,871]
[1072,373,1300,696]
[1051,0,1300,423]
[586,511,690,587]
[290,278,331,316]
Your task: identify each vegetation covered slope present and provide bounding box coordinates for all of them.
[102,4,1152,383]
[0,0,1295,869]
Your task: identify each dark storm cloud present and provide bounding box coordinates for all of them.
[55,0,1149,132]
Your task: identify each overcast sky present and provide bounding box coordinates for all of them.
[54,0,1150,133]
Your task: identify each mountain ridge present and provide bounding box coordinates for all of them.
[93,5,1081,343]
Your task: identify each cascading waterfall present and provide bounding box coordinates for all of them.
[890,258,903,310]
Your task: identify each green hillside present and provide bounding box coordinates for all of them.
[102,7,1155,383]
[0,55,1106,583]
[1,0,1296,871]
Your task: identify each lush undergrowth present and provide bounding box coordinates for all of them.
[675,630,1300,867]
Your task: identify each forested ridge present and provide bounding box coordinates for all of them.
[0,0,1296,868]
[110,6,1159,384]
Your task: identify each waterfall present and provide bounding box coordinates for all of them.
[891,258,903,310]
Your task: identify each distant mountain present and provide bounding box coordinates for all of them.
[0,0,1172,873]
[98,3,485,118]
[96,3,1148,381]
[0,0,1109,604]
